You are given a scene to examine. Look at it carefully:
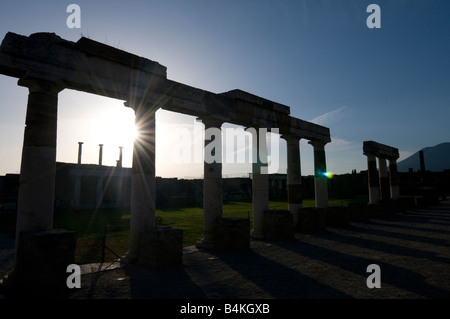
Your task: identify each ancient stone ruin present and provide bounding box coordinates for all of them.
[0,32,332,294]
[363,140,400,203]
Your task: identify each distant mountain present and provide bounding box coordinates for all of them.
[397,142,450,172]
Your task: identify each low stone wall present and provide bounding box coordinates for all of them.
[325,206,351,227]
[263,210,294,240]
[368,203,385,218]
[398,196,416,212]
[2,229,77,297]
[214,217,250,251]
[347,202,370,222]
[138,226,183,269]
[417,189,440,207]
[295,208,326,233]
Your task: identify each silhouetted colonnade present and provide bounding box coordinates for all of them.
[363,140,400,204]
[0,32,331,279]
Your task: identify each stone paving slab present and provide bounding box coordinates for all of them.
[1,201,450,301]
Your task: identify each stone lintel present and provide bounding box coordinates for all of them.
[1,31,331,141]
[0,32,167,101]
[289,117,331,143]
[363,140,399,159]
[75,37,166,75]
[220,89,291,114]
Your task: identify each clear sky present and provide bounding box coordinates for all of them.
[0,0,449,178]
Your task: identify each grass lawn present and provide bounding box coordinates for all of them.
[0,198,355,264]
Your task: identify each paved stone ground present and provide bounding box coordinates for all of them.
[1,201,450,301]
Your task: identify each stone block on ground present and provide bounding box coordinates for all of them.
[214,217,250,251]
[138,226,183,269]
[347,202,370,222]
[368,203,385,218]
[325,206,350,227]
[2,229,77,297]
[295,208,327,233]
[263,210,294,240]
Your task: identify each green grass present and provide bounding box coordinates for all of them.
[0,199,356,264]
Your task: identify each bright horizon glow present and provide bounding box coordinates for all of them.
[56,91,136,168]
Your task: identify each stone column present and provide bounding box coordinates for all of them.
[15,77,63,243]
[117,146,124,168]
[126,105,156,262]
[77,142,83,164]
[251,128,269,238]
[284,134,302,226]
[366,153,380,204]
[389,158,400,198]
[98,144,103,166]
[378,157,390,200]
[309,140,328,208]
[197,118,223,249]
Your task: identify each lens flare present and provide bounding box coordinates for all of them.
[322,171,334,179]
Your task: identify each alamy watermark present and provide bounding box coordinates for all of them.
[66,4,81,29]
[66,4,381,30]
[366,4,381,29]
[66,264,81,289]
[366,264,381,288]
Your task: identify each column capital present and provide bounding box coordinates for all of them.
[18,74,64,94]
[308,139,327,149]
[124,101,159,116]
[282,133,301,143]
[388,157,398,164]
[196,116,223,128]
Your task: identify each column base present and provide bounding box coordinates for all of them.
[195,239,215,250]
[263,210,294,240]
[250,229,264,239]
[3,229,77,298]
[137,226,183,269]
[214,218,250,251]
[123,252,138,264]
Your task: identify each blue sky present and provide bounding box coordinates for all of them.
[0,0,449,178]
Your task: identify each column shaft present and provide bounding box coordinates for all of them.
[199,119,223,248]
[366,153,380,204]
[127,106,156,261]
[252,129,269,238]
[378,157,390,200]
[15,78,62,242]
[77,142,83,164]
[310,140,328,208]
[389,159,400,198]
[285,135,302,226]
